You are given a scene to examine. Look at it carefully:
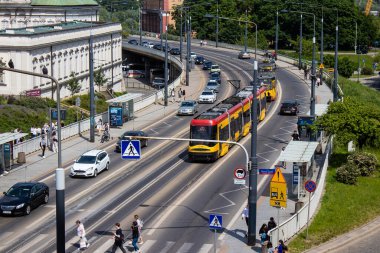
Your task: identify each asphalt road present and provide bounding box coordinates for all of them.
[0,42,310,253]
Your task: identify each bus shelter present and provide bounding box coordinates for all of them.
[0,132,28,174]
[106,93,143,127]
[278,140,319,200]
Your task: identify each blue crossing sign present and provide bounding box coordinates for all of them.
[209,214,223,230]
[121,140,141,160]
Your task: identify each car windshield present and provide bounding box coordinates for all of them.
[154,79,164,84]
[202,91,213,96]
[7,186,32,198]
[76,155,96,164]
[181,102,194,107]
[207,82,218,87]
[282,102,295,107]
[211,66,218,69]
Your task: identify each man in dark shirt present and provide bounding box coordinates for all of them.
[111,223,126,253]
[291,130,300,141]
[268,217,277,230]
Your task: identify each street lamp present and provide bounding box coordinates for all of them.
[0,65,65,253]
[162,10,169,106]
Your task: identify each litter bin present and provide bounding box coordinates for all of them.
[17,152,26,164]
[295,201,304,213]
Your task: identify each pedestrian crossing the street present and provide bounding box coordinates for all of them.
[93,239,214,253]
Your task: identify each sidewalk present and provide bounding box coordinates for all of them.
[0,65,207,193]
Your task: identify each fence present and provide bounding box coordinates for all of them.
[268,136,333,247]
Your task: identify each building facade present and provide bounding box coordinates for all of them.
[0,0,99,30]
[0,21,123,99]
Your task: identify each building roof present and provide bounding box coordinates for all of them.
[0,21,100,36]
[31,0,98,6]
[278,140,319,163]
[107,93,144,103]
[0,133,28,146]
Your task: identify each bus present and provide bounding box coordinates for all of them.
[188,87,267,162]
[122,63,145,78]
[258,74,277,101]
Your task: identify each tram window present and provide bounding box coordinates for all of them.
[190,125,217,146]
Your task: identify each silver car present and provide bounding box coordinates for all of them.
[177,100,199,115]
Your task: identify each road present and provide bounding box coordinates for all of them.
[0,42,310,253]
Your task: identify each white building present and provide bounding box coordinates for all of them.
[0,21,123,99]
[0,0,99,30]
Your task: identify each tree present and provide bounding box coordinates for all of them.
[67,72,81,97]
[315,98,380,149]
[94,67,108,92]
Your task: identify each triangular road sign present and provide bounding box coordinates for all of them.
[123,142,140,157]
[270,167,286,183]
[209,215,222,228]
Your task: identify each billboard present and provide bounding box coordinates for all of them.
[109,106,123,127]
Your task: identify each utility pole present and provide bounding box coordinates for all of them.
[164,11,168,106]
[310,14,316,119]
[180,7,183,62]
[299,14,303,70]
[275,8,279,60]
[244,9,248,52]
[89,23,95,142]
[320,8,324,81]
[333,20,339,102]
[247,60,258,245]
[186,15,190,86]
[216,0,219,48]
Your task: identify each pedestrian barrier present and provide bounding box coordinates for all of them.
[268,136,333,247]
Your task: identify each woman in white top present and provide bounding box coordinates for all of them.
[76,220,89,249]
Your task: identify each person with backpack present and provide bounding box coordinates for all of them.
[111,223,126,253]
[131,221,141,253]
[134,214,144,244]
[259,223,269,253]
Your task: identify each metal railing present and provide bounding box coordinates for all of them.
[268,136,333,247]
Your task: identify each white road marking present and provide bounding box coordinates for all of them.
[204,189,240,214]
[198,244,213,253]
[139,239,156,252]
[12,234,48,253]
[177,242,194,252]
[92,238,114,253]
[159,241,175,253]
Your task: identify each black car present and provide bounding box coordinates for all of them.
[0,182,49,216]
[202,61,213,70]
[153,44,170,52]
[195,56,205,65]
[209,72,221,84]
[280,100,300,115]
[116,130,148,152]
[128,39,139,45]
[170,48,181,55]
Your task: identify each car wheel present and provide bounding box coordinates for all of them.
[105,162,109,171]
[93,169,98,177]
[43,194,49,204]
[25,205,31,215]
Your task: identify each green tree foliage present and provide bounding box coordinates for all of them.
[335,163,361,185]
[347,152,378,176]
[67,72,81,97]
[338,57,356,78]
[316,98,380,149]
[94,67,108,92]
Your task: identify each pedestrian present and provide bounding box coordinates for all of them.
[178,88,182,98]
[241,205,249,237]
[200,40,203,46]
[277,240,285,253]
[306,125,312,138]
[76,220,89,249]
[297,123,303,138]
[267,217,277,231]
[51,129,58,153]
[280,147,286,168]
[131,221,141,253]
[40,134,47,158]
[259,223,269,253]
[291,130,300,141]
[267,242,275,253]
[111,223,126,253]
[171,88,175,98]
[96,119,103,136]
[134,214,144,244]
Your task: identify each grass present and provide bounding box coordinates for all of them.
[289,165,380,253]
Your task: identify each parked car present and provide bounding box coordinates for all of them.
[206,80,220,93]
[209,72,221,84]
[126,70,145,78]
[238,50,251,59]
[70,150,110,177]
[210,64,221,73]
[280,100,300,115]
[0,182,49,216]
[177,100,199,115]
[170,47,181,55]
[128,39,139,45]
[152,77,166,89]
[116,131,148,152]
[142,41,154,48]
[190,52,197,59]
[195,56,205,65]
[198,89,217,103]
[202,61,213,70]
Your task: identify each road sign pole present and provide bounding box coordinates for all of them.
[214,229,216,253]
[306,191,311,239]
[277,207,280,242]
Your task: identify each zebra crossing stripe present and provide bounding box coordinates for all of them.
[139,239,156,252]
[158,241,175,253]
[92,239,114,253]
[198,244,213,253]
[177,242,194,253]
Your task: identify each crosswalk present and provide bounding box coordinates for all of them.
[93,239,214,253]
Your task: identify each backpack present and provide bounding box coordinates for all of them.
[119,232,125,242]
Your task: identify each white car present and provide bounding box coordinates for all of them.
[210,64,221,73]
[142,41,154,48]
[70,150,110,177]
[190,52,197,59]
[198,89,217,103]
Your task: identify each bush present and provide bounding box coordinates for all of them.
[361,66,374,75]
[336,163,361,185]
[347,152,378,176]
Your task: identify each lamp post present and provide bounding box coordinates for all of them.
[179,7,183,62]
[160,10,163,51]
[163,10,169,106]
[275,8,278,60]
[139,0,142,45]
[247,60,258,245]
[0,65,65,253]
[186,15,190,86]
[244,9,248,52]
[333,11,339,102]
[216,0,219,48]
[300,14,303,70]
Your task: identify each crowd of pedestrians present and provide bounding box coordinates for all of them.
[36,122,59,158]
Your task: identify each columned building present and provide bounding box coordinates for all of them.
[0,0,99,30]
[0,21,123,99]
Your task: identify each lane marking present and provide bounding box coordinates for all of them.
[198,244,213,253]
[92,239,114,253]
[159,241,175,253]
[177,242,194,253]
[11,234,48,253]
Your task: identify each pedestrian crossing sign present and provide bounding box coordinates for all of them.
[121,140,141,160]
[209,214,223,230]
